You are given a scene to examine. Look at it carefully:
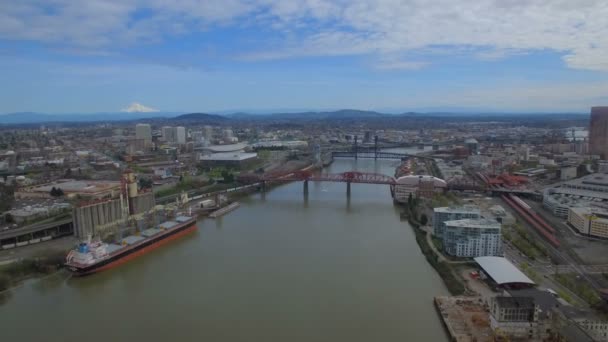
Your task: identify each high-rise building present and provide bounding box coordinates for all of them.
[589,106,608,159]
[442,218,502,257]
[191,131,204,146]
[161,126,186,145]
[432,206,481,238]
[135,123,152,147]
[175,126,186,144]
[203,125,213,141]
[162,126,175,142]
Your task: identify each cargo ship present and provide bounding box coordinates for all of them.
[65,215,196,276]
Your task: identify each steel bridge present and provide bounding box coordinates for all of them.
[332,151,411,160]
[237,170,397,196]
[265,170,396,185]
[322,134,440,161]
[331,150,436,160]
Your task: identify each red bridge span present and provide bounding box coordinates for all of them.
[238,170,397,195]
[267,170,396,185]
[239,170,484,195]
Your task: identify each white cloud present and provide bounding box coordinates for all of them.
[1,1,608,70]
[441,81,608,111]
[372,55,429,70]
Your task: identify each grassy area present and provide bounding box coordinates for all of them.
[555,289,576,305]
[519,262,541,283]
[155,177,211,198]
[431,236,443,252]
[257,150,272,161]
[503,223,548,261]
[130,164,152,174]
[0,250,66,292]
[554,273,602,306]
[426,160,442,178]
[429,192,460,208]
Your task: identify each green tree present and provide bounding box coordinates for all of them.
[50,187,64,197]
[138,178,153,190]
[420,214,428,226]
[0,184,15,212]
[221,170,234,183]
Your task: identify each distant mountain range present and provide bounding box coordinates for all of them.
[170,113,229,123]
[0,109,588,124]
[0,111,176,124]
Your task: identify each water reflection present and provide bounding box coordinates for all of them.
[0,154,448,342]
[32,271,70,295]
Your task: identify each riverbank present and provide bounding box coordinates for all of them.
[401,200,467,296]
[0,249,65,292]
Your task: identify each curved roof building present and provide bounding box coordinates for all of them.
[474,256,535,286]
[395,175,447,187]
[393,175,447,202]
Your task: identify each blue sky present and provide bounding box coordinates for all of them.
[1,0,608,113]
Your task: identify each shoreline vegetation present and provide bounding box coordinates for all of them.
[402,194,467,296]
[0,250,66,293]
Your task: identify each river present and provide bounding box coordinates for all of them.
[0,153,448,342]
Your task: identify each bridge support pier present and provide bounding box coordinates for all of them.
[346,181,351,197]
[374,135,378,160]
[303,180,309,194]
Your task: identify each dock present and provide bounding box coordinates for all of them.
[209,202,240,218]
[434,296,493,342]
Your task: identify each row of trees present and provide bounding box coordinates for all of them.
[0,184,15,212]
[406,193,428,225]
[49,187,64,197]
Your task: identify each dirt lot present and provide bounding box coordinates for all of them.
[435,296,493,342]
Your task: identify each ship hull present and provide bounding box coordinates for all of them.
[67,220,197,276]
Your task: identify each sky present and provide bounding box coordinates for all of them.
[1,0,608,114]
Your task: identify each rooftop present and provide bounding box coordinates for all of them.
[200,152,258,161]
[395,175,447,187]
[202,143,248,153]
[565,173,608,188]
[494,296,535,309]
[444,218,500,229]
[252,140,308,148]
[25,180,121,194]
[434,205,481,214]
[474,256,535,285]
[569,206,608,220]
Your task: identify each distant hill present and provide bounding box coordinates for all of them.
[229,109,390,121]
[269,109,387,119]
[171,113,230,123]
[0,111,177,124]
[0,109,587,125]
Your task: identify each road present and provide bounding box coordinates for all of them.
[500,196,606,305]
